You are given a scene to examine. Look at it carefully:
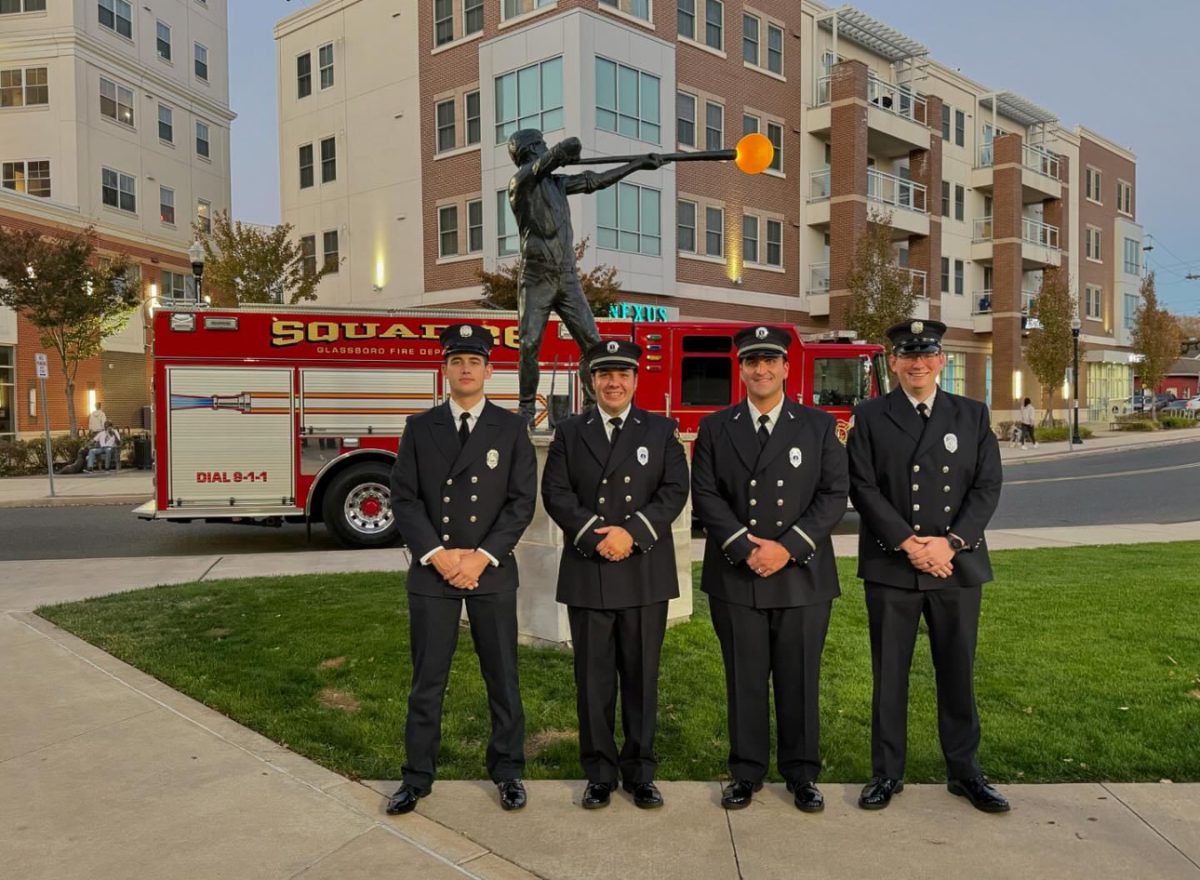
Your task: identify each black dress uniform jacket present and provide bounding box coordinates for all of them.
[847,387,1002,589]
[391,400,537,595]
[542,406,689,609]
[692,399,849,607]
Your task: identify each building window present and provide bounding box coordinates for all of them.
[600,0,649,21]
[467,199,483,253]
[704,101,723,150]
[595,57,660,144]
[464,0,483,34]
[1,0,48,13]
[195,121,210,158]
[438,205,459,257]
[435,99,456,153]
[1086,226,1102,261]
[677,199,696,253]
[941,256,950,293]
[1124,237,1140,275]
[677,91,696,148]
[1085,284,1102,320]
[300,235,316,275]
[99,77,134,126]
[157,104,173,143]
[1124,293,1138,330]
[0,345,14,443]
[1086,167,1102,202]
[597,182,660,255]
[434,0,454,46]
[323,230,339,272]
[941,103,950,140]
[766,121,782,172]
[2,160,51,198]
[942,352,965,395]
[678,0,695,40]
[494,56,563,144]
[161,270,195,302]
[318,43,334,89]
[0,67,48,107]
[465,90,480,145]
[766,23,783,74]
[704,0,723,50]
[765,218,781,266]
[298,143,313,189]
[501,0,553,21]
[954,259,964,296]
[1117,180,1133,215]
[742,213,758,264]
[497,190,518,256]
[194,43,208,81]
[99,0,132,38]
[156,21,171,60]
[954,109,965,147]
[705,205,723,256]
[320,136,336,182]
[954,184,964,221]
[196,199,211,234]
[159,186,174,224]
[742,13,758,65]
[101,167,136,212]
[297,53,311,99]
[941,180,950,217]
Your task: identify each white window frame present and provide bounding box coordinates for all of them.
[2,159,51,198]
[463,0,484,35]
[1,0,49,13]
[467,199,483,253]
[703,0,724,52]
[677,0,695,40]
[742,12,759,66]
[765,217,782,267]
[320,136,336,183]
[298,143,314,189]
[1086,166,1102,203]
[677,199,697,253]
[1086,225,1103,262]
[742,212,760,264]
[157,103,173,144]
[101,166,136,213]
[159,185,175,225]
[296,52,312,99]
[194,42,209,82]
[765,120,782,174]
[0,66,48,107]
[704,205,724,257]
[765,22,783,75]
[676,91,696,148]
[438,204,459,258]
[299,235,317,276]
[704,100,723,151]
[156,21,172,61]
[160,269,194,302]
[599,0,650,22]
[1117,179,1133,216]
[501,0,554,23]
[497,189,519,256]
[322,229,339,272]
[493,56,563,144]
[1085,284,1102,320]
[195,120,210,159]
[196,198,211,234]
[597,182,661,256]
[318,42,334,90]
[465,90,480,145]
[595,56,660,145]
[435,98,456,153]
[98,0,132,39]
[434,0,454,46]
[99,77,134,126]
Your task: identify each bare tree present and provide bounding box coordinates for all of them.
[1024,268,1075,424]
[1131,272,1182,422]
[0,225,138,436]
[194,211,336,306]
[478,237,621,317]
[843,210,920,348]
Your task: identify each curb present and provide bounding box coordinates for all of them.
[0,494,151,510]
[1001,432,1200,466]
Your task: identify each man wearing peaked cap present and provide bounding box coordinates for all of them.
[386,323,537,816]
[542,337,689,811]
[846,317,1008,814]
[692,325,849,813]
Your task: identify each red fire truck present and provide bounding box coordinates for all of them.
[137,306,886,548]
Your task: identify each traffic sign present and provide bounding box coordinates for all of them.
[34,352,49,379]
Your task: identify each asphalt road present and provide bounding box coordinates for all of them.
[1,443,1196,561]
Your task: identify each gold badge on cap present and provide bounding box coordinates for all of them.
[606,341,619,353]
[459,325,472,337]
[755,326,768,339]
[911,321,924,335]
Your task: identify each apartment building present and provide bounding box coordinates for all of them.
[0,0,234,439]
[274,0,1141,423]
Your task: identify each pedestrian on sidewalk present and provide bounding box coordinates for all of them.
[691,325,849,814]
[541,339,689,811]
[385,324,537,816]
[1019,397,1037,449]
[847,319,1009,814]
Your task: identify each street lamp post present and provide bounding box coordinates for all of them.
[188,239,205,304]
[1071,313,1083,445]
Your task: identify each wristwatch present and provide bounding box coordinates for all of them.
[947,534,967,553]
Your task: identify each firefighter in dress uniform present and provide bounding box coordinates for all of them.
[541,338,690,810]
[385,324,537,815]
[847,319,1009,813]
[691,325,849,813]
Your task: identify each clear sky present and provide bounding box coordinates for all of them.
[230,0,1200,315]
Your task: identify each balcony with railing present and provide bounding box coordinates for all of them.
[971,288,1039,333]
[810,73,930,157]
[972,142,1062,202]
[970,216,1060,267]
[807,262,830,316]
[806,169,831,226]
[868,168,928,237]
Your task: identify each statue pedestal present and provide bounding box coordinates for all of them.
[511,434,694,649]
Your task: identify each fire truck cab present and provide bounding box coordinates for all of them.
[138,307,886,548]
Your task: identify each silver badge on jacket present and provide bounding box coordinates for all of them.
[789,447,802,467]
[637,446,649,466]
[487,448,500,469]
[943,433,958,453]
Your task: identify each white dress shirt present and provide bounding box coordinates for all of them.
[599,403,632,440]
[746,396,785,434]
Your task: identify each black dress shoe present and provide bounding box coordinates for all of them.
[948,775,1010,813]
[385,782,428,815]
[720,779,763,810]
[786,781,825,813]
[858,777,903,810]
[496,779,527,811]
[622,781,664,809]
[582,781,614,810]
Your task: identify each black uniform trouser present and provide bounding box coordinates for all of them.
[567,602,668,786]
[402,591,525,789]
[709,596,832,786]
[864,582,982,781]
[518,264,601,417]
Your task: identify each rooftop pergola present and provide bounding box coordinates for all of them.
[816,5,928,63]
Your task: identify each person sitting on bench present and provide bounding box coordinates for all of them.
[85,422,121,472]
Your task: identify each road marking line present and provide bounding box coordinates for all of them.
[1006,461,1200,486]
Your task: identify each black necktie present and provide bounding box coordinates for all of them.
[609,416,623,445]
[458,412,471,446]
[916,402,929,422]
[757,414,771,448]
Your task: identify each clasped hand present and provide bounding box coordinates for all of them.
[431,548,489,590]
[594,525,634,562]
[902,536,954,578]
[746,535,789,578]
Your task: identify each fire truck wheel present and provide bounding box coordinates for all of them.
[322,462,400,549]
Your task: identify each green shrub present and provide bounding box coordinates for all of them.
[1159,415,1197,430]
[1117,419,1160,432]
[0,440,31,477]
[1034,424,1094,442]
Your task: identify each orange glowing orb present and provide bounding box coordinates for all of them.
[735,132,774,174]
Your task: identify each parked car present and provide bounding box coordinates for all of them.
[1162,398,1199,415]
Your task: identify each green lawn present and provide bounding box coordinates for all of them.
[37,544,1200,784]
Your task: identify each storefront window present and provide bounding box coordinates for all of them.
[941,351,966,396]
[0,346,14,442]
[1086,361,1133,420]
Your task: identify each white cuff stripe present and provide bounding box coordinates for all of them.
[721,527,748,550]
[791,526,816,551]
[419,545,444,566]
[635,511,658,542]
[480,549,500,567]
[574,515,599,546]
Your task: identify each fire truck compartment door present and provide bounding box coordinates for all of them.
[166,367,296,506]
[300,368,438,434]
